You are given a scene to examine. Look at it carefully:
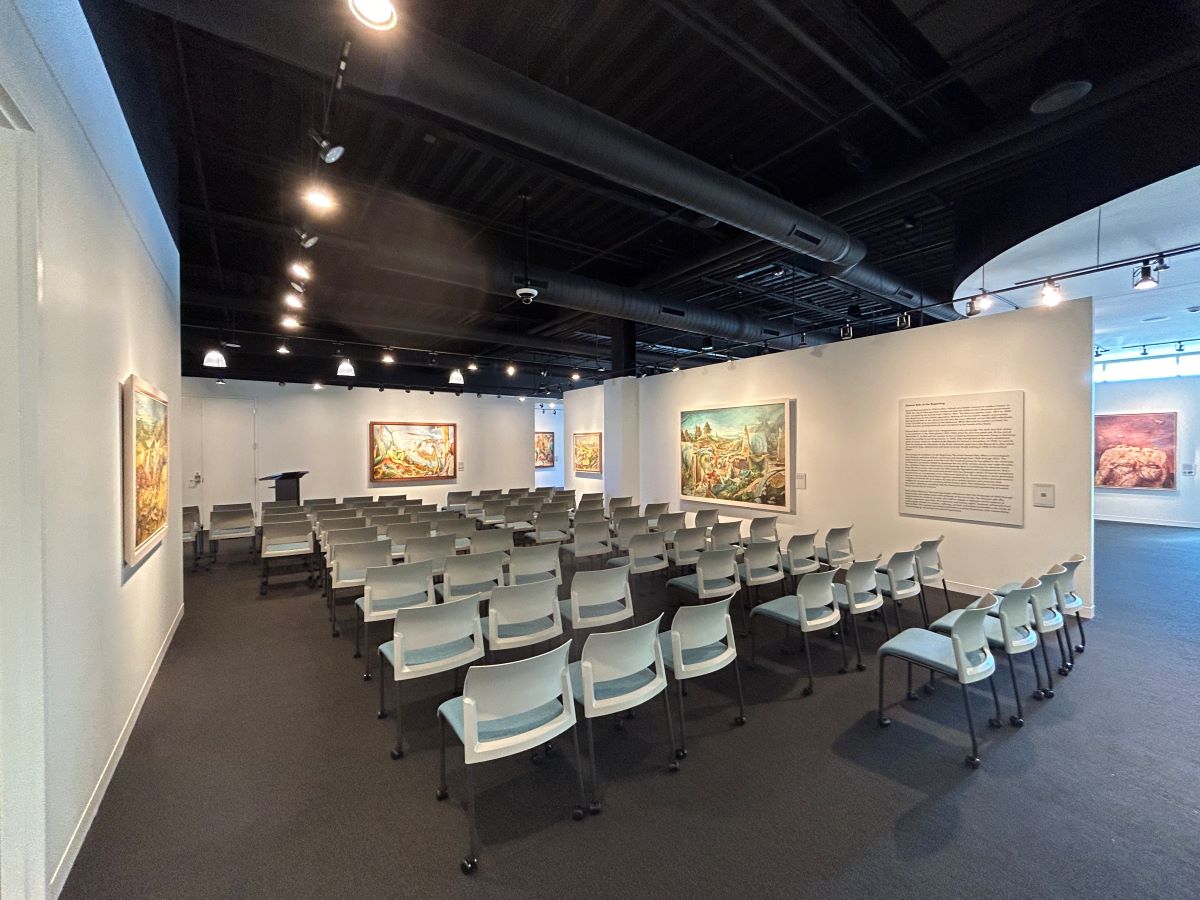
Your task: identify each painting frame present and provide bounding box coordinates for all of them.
[122,374,170,566]
[534,431,556,468]
[1094,411,1178,491]
[679,398,792,513]
[369,421,458,483]
[573,431,603,475]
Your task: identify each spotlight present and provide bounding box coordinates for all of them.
[965,298,982,317]
[449,368,465,385]
[313,381,324,391]
[203,348,227,368]
[700,336,714,351]
[294,227,319,248]
[277,344,290,355]
[896,311,911,329]
[672,365,680,372]
[308,129,344,165]
[466,360,478,372]
[378,386,385,392]
[283,292,304,309]
[505,362,516,377]
[281,315,300,329]
[1177,342,1186,353]
[301,185,336,214]
[839,323,854,340]
[518,395,526,402]
[570,370,581,381]
[289,260,312,282]
[337,358,356,378]
[278,381,285,386]
[381,350,395,364]
[548,402,556,409]
[348,0,398,31]
[215,378,226,386]
[1141,345,1149,356]
[1040,279,1063,307]
[1133,260,1159,291]
[976,290,994,311]
[429,390,434,395]
[1094,347,1102,358]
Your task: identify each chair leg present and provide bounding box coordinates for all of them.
[1074,611,1087,652]
[662,688,679,772]
[917,588,930,627]
[675,679,688,759]
[801,630,815,697]
[732,657,747,725]
[1039,637,1056,697]
[877,656,891,726]
[836,614,850,674]
[748,614,757,668]
[880,603,892,640]
[906,661,917,701]
[850,611,865,671]
[354,607,361,659]
[987,675,1004,728]
[362,620,373,681]
[330,587,340,639]
[1006,653,1025,726]
[960,682,981,768]
[586,717,601,814]
[570,723,587,820]
[390,680,404,759]
[377,655,387,719]
[259,556,268,596]
[942,578,952,615]
[1029,645,1050,699]
[436,716,449,800]
[461,763,479,874]
[1056,627,1074,673]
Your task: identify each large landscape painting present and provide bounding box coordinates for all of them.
[123,374,169,565]
[370,421,457,482]
[1094,412,1177,490]
[573,432,602,474]
[680,400,791,511]
[534,431,555,468]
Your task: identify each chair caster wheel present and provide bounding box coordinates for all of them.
[460,857,478,875]
[906,691,918,701]
[363,672,372,682]
[1058,666,1070,677]
[544,743,558,758]
[668,761,680,773]
[923,683,935,695]
[802,686,813,697]
[988,717,1003,729]
[377,710,387,720]
[1010,716,1024,727]
[390,747,403,760]
[588,803,602,815]
[436,788,448,801]
[353,651,362,659]
[877,716,891,728]
[838,667,848,675]
[1033,691,1045,701]
[965,756,981,770]
[258,587,267,597]
[331,630,340,638]
[1075,644,1085,654]
[856,663,867,672]
[733,715,747,726]
[572,807,586,821]
[1044,688,1055,698]
[675,748,688,760]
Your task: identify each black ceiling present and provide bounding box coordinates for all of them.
[85,0,1200,395]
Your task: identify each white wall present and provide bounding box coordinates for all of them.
[180,378,536,505]
[638,301,1095,604]
[533,404,565,488]
[563,384,605,496]
[0,3,183,897]
[1094,376,1200,527]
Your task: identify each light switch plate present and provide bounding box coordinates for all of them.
[457,463,465,472]
[1182,463,1196,477]
[796,473,807,490]
[1032,483,1055,508]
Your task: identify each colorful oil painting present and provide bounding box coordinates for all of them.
[680,400,791,511]
[1094,412,1177,490]
[123,374,169,565]
[573,432,602,474]
[534,431,555,468]
[370,421,457,482]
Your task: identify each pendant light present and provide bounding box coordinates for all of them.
[1040,279,1063,307]
[337,358,356,378]
[1132,260,1159,291]
[514,193,538,304]
[448,368,465,385]
[203,348,227,368]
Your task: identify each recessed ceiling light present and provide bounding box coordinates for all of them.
[313,381,324,391]
[466,360,478,372]
[348,0,398,31]
[570,370,581,381]
[301,185,336,214]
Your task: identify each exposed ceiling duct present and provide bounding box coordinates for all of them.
[123,1,942,319]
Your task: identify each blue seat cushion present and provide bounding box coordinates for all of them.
[510,571,556,586]
[568,663,657,704]
[878,628,986,676]
[481,614,555,640]
[559,598,626,623]
[666,574,736,595]
[380,635,476,669]
[264,540,309,554]
[438,696,564,744]
[436,580,497,599]
[878,577,918,597]
[657,632,728,671]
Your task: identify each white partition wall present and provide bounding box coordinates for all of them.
[638,302,1095,605]
[180,379,536,505]
[563,384,605,497]
[533,403,565,489]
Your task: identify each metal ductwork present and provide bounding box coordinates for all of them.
[125,1,940,312]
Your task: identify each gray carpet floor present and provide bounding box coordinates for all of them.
[62,521,1200,898]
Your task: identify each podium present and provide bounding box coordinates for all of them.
[259,471,309,505]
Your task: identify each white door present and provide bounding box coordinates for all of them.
[184,397,258,516]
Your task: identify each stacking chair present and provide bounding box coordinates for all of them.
[571,507,607,533]
[877,595,1003,768]
[538,501,571,519]
[667,548,740,609]
[782,531,820,591]
[259,521,314,595]
[375,492,407,504]
[381,595,486,760]
[737,540,784,615]
[707,520,743,554]
[464,496,486,518]
[328,538,391,637]
[932,579,1040,726]
[436,642,587,874]
[666,526,706,572]
[434,516,477,551]
[534,511,570,544]
[501,505,536,537]
[818,525,855,568]
[1037,565,1076,675]
[580,491,604,502]
[830,556,888,673]
[644,502,670,528]
[366,513,408,529]
[444,490,472,512]
[608,532,668,579]
[387,521,432,560]
[437,551,505,604]
[1055,554,1089,655]
[304,497,337,509]
[609,505,641,535]
[693,508,719,531]
[262,500,299,512]
[469,526,514,561]
[608,496,635,514]
[262,510,309,526]
[508,543,563,587]
[877,550,928,627]
[660,595,747,760]
[576,497,605,515]
[343,495,373,504]
[652,511,686,546]
[749,569,848,695]
[914,535,953,616]
[563,565,634,633]
[562,521,610,570]
[208,508,256,560]
[355,560,436,680]
[744,516,778,547]
[182,505,203,569]
[404,534,458,578]
[212,502,253,513]
[611,516,650,554]
[570,616,678,813]
[478,499,508,527]
[482,580,563,657]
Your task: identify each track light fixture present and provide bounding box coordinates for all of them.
[294,227,319,249]
[1133,259,1159,291]
[277,344,290,355]
[515,193,538,304]
[1141,345,1149,356]
[896,311,911,329]
[518,395,526,402]
[337,358,356,377]
[505,362,516,377]
[308,129,344,165]
[283,292,304,310]
[313,381,324,391]
[1040,279,1063,307]
[215,378,226,386]
[203,348,228,368]
[700,336,714,351]
[348,0,398,31]
[672,364,680,372]
[301,185,336,214]
[281,315,300,329]
[289,260,312,282]
[839,322,854,341]
[381,350,395,364]
[449,368,465,385]
[466,360,478,372]
[1177,342,1186,353]
[570,370,581,381]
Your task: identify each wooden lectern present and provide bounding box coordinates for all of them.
[259,471,309,505]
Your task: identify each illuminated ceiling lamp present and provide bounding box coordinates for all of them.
[505,362,517,377]
[308,129,344,164]
[203,347,227,368]
[466,360,478,372]
[381,349,395,364]
[1040,278,1064,307]
[277,343,291,355]
[289,260,312,283]
[283,291,304,309]
[1133,259,1159,291]
[301,184,336,215]
[295,227,319,248]
[448,368,465,385]
[337,358,356,378]
[839,322,854,340]
[570,370,581,381]
[348,0,398,31]
[281,315,300,329]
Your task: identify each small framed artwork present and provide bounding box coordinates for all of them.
[534,431,555,468]
[1094,412,1178,490]
[123,374,170,566]
[370,421,458,482]
[573,431,602,474]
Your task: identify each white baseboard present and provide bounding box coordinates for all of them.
[49,601,184,898]
[1095,514,1200,529]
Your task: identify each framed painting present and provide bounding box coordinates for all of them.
[369,421,457,482]
[1094,412,1177,490]
[573,432,602,474]
[680,399,791,511]
[123,374,169,566]
[534,431,555,468]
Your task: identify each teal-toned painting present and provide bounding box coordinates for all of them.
[680,400,791,511]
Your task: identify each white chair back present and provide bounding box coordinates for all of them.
[795,569,838,615]
[392,595,484,678]
[362,560,436,617]
[405,534,457,567]
[626,532,667,573]
[708,520,742,550]
[883,549,918,582]
[486,580,562,649]
[914,535,946,580]
[996,578,1039,653]
[325,525,378,550]
[695,548,739,597]
[824,525,854,561]
[262,520,311,544]
[571,521,610,548]
[331,539,392,584]
[578,615,666,716]
[749,516,778,542]
[574,507,607,526]
[443,550,505,597]
[951,595,998,683]
[693,508,719,529]
[470,528,514,555]
[508,543,562,585]
[843,556,883,612]
[655,511,686,534]
[568,564,633,627]
[644,502,670,519]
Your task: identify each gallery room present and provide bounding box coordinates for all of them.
[2,0,1198,897]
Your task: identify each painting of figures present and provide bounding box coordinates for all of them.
[370,421,457,482]
[534,431,555,468]
[1094,412,1177,489]
[573,432,602,474]
[123,374,169,565]
[680,400,791,511]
